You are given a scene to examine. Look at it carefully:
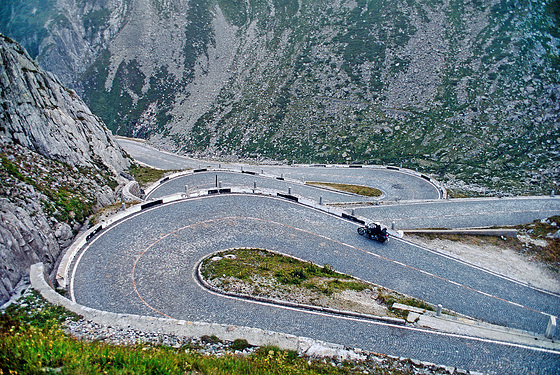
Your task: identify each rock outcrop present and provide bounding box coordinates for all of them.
[0,34,132,305]
[0,34,129,174]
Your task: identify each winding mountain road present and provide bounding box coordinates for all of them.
[68,139,560,373]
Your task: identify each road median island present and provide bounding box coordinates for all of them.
[305,181,383,197]
[196,248,434,325]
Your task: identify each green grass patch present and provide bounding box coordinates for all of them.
[126,164,173,187]
[306,181,382,197]
[446,189,488,198]
[1,291,395,375]
[201,249,354,288]
[200,248,431,313]
[1,326,353,375]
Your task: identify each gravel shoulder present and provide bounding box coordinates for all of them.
[404,234,560,294]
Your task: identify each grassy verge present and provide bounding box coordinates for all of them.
[0,291,429,375]
[517,217,560,266]
[126,164,175,187]
[305,182,382,197]
[200,248,433,318]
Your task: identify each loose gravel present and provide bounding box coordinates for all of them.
[62,317,465,374]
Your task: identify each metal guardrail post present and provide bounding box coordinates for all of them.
[545,316,557,339]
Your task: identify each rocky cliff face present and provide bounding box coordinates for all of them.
[0,34,130,174]
[0,34,131,305]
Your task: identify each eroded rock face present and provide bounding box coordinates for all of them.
[0,34,132,305]
[0,34,130,174]
[0,198,59,299]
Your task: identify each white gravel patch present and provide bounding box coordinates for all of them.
[406,235,560,293]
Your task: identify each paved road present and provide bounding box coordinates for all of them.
[355,197,560,229]
[71,195,560,374]
[119,137,442,201]
[147,171,373,203]
[71,139,560,373]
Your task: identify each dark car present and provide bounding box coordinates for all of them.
[357,223,389,243]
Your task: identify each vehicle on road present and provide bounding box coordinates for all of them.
[358,223,389,243]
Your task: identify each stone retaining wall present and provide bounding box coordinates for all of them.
[32,263,300,350]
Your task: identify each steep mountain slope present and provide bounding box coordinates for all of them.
[0,34,131,304]
[1,0,558,194]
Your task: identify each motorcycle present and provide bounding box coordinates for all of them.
[357,223,389,243]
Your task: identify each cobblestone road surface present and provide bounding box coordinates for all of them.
[71,194,560,374]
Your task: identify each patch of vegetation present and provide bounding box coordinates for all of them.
[230,338,251,351]
[517,217,560,266]
[1,291,80,331]
[518,216,560,238]
[445,189,489,198]
[201,248,353,287]
[0,146,101,226]
[200,248,432,314]
[1,291,427,375]
[218,0,247,27]
[306,181,382,197]
[1,155,29,183]
[83,8,110,39]
[126,164,171,187]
